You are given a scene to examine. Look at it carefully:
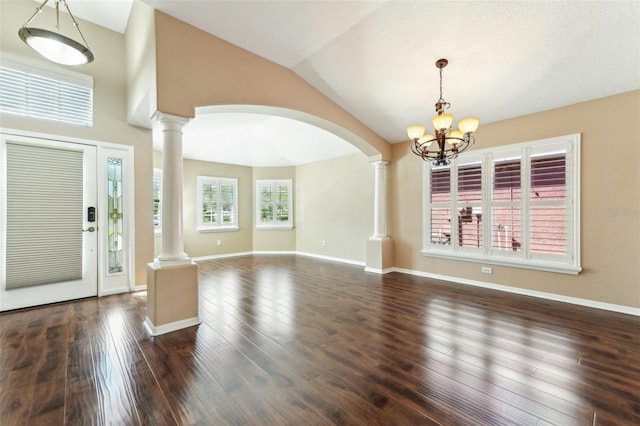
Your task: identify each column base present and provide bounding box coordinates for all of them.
[365,236,394,274]
[145,262,200,336]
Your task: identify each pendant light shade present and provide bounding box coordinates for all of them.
[18,0,94,66]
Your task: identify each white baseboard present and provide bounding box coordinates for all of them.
[392,267,640,317]
[364,266,395,274]
[193,250,365,267]
[144,316,202,336]
[295,251,365,267]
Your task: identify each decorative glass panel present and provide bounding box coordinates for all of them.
[107,157,124,274]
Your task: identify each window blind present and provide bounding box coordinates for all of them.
[5,142,84,289]
[0,63,93,126]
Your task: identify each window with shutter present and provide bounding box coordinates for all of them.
[422,134,580,274]
[197,176,238,231]
[256,180,293,229]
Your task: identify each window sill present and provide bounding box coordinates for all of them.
[421,249,582,275]
[198,226,239,233]
[255,225,294,230]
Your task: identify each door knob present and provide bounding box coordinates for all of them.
[82,227,96,232]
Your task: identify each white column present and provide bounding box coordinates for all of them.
[154,112,190,264]
[371,160,389,239]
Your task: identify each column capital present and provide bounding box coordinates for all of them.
[151,111,191,131]
[370,160,390,169]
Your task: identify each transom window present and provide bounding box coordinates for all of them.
[256,180,293,229]
[423,134,580,274]
[0,54,93,126]
[197,176,238,231]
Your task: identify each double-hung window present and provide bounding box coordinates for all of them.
[423,134,580,274]
[197,176,238,231]
[256,180,293,229]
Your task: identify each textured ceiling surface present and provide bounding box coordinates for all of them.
[34,0,640,165]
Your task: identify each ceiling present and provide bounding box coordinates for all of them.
[42,0,640,166]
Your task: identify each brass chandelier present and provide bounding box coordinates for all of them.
[407,59,479,166]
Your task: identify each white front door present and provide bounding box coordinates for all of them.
[0,134,98,311]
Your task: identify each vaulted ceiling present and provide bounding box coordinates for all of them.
[36,0,640,166]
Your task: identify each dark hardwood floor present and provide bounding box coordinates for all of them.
[1,255,639,425]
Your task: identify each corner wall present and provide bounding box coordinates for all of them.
[296,153,374,262]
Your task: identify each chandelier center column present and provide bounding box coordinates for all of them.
[155,112,189,263]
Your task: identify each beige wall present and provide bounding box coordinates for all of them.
[253,167,296,252]
[296,153,374,262]
[391,90,640,308]
[152,11,390,162]
[182,159,253,257]
[0,1,154,286]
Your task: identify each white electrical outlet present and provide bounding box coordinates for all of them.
[320,240,326,247]
[481,266,492,274]
[217,240,222,246]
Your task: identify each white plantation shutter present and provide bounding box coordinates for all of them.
[530,154,567,256]
[456,160,483,249]
[491,156,522,254]
[422,134,580,274]
[5,143,83,289]
[197,176,238,230]
[0,55,93,126]
[256,180,293,228]
[429,167,451,246]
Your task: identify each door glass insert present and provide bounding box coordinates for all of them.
[107,157,123,274]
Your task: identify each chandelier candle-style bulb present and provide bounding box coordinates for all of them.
[407,58,479,166]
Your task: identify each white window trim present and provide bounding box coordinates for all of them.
[422,134,581,275]
[197,176,239,232]
[255,179,293,230]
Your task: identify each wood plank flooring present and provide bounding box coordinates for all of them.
[1,255,639,425]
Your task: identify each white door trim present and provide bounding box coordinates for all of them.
[0,127,136,305]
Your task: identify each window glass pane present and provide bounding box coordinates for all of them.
[493,160,521,201]
[457,207,483,248]
[431,168,451,203]
[260,186,274,222]
[202,183,218,225]
[431,207,451,245]
[275,184,289,222]
[531,206,566,255]
[492,207,522,251]
[220,184,234,224]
